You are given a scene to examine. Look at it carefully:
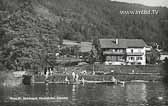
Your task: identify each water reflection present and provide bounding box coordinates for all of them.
[72,84,78,102]
[0,82,167,106]
[45,84,49,96]
[126,83,147,103]
[102,85,126,104]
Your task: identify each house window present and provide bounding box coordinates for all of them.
[129,57,134,60]
[106,56,112,61]
[136,57,139,60]
[137,57,143,60]
[112,56,117,61]
[131,49,133,53]
[140,57,143,60]
[115,49,117,52]
[131,57,134,60]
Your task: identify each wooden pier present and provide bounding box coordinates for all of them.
[31,80,124,85]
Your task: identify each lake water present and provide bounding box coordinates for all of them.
[0,82,168,106]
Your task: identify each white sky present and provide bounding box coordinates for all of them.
[111,0,168,7]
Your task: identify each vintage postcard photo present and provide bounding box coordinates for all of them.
[0,0,168,106]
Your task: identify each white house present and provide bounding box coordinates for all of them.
[160,52,168,61]
[126,46,146,65]
[99,39,147,65]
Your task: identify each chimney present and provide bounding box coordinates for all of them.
[116,39,118,45]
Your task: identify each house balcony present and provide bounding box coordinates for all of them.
[103,51,125,55]
[127,52,144,56]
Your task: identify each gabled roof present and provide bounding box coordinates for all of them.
[79,42,92,53]
[99,39,147,49]
[63,40,80,46]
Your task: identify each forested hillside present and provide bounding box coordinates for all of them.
[0,0,168,70]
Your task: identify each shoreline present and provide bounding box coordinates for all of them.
[35,64,163,82]
[34,73,162,83]
[0,64,164,85]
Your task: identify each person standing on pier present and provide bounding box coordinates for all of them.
[81,77,85,85]
[72,71,75,81]
[112,76,117,83]
[45,70,49,80]
[65,76,70,84]
[75,73,79,82]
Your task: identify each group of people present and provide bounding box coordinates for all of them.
[65,71,85,84]
[72,71,79,82]
[44,68,53,79]
[64,71,80,82]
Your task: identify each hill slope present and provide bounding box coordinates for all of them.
[0,0,168,70]
[1,0,168,42]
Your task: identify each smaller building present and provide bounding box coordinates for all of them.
[79,42,92,55]
[160,52,168,61]
[60,39,80,57]
[79,42,93,60]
